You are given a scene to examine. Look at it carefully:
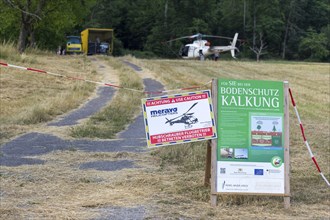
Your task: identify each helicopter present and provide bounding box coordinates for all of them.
[166,33,239,61]
[165,102,198,128]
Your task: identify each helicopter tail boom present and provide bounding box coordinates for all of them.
[209,33,239,58]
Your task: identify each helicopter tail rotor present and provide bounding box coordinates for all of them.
[230,33,239,59]
[232,33,238,47]
[231,49,237,59]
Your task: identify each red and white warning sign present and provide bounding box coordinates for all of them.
[142,90,217,147]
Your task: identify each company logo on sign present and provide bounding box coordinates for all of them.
[150,108,178,117]
[271,156,282,168]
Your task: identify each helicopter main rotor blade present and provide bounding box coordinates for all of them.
[165,114,184,123]
[166,33,206,43]
[202,34,244,42]
[202,35,235,40]
[185,102,198,114]
[165,102,198,124]
[166,35,196,43]
[166,33,244,43]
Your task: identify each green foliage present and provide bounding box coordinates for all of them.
[0,0,329,61]
[188,18,210,34]
[0,1,20,41]
[38,0,97,49]
[299,28,329,61]
[0,0,97,51]
[112,37,124,56]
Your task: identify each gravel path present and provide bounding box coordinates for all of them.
[48,86,116,126]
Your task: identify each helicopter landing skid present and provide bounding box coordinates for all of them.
[185,124,193,129]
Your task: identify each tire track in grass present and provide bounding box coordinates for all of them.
[0,60,164,167]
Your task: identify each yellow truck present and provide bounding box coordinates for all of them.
[81,28,114,55]
[65,36,82,54]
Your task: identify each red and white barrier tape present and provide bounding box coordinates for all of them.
[289,88,330,187]
[0,61,210,94]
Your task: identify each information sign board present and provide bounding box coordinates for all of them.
[216,79,286,194]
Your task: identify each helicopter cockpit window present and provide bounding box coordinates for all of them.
[181,46,189,56]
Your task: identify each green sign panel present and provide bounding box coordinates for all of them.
[217,79,285,194]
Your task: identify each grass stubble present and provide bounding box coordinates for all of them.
[70,56,144,139]
[0,42,97,143]
[0,43,329,219]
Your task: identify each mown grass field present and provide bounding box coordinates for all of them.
[0,43,329,219]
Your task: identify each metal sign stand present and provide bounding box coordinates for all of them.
[210,79,218,206]
[284,81,291,208]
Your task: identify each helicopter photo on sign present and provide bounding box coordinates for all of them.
[142,90,217,147]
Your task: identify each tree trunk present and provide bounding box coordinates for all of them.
[282,2,293,59]
[282,23,289,59]
[250,32,267,62]
[10,0,45,53]
[164,0,168,28]
[18,19,29,53]
[252,0,256,48]
[243,0,246,35]
[29,23,36,48]
[30,30,36,48]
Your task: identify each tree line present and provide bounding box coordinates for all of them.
[1,0,329,61]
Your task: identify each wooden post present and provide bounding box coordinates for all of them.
[210,79,218,206]
[204,140,212,186]
[284,81,291,208]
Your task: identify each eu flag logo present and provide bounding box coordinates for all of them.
[254,169,264,175]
